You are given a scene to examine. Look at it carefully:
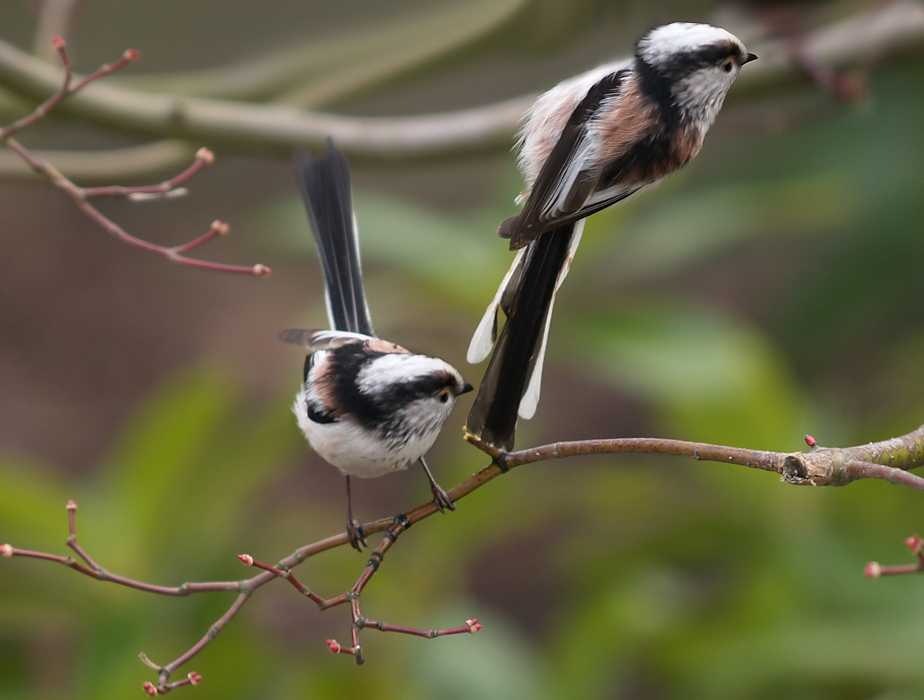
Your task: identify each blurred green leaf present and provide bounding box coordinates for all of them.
[0,456,72,548]
[410,602,552,700]
[603,172,856,282]
[569,300,806,446]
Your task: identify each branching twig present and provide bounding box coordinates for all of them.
[322,514,472,665]
[2,500,482,692]
[244,513,481,666]
[4,500,249,597]
[0,38,271,277]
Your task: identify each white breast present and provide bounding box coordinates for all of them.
[292,386,446,479]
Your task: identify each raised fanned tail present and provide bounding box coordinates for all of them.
[466,220,584,450]
[294,141,375,337]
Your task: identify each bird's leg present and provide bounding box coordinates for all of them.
[344,475,367,551]
[419,457,455,513]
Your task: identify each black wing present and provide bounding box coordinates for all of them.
[295,141,375,336]
[502,69,630,250]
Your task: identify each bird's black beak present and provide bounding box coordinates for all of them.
[460,382,474,396]
[744,52,758,64]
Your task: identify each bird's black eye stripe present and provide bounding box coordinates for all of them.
[321,342,461,430]
[652,41,745,79]
[377,373,460,407]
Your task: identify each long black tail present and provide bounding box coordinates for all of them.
[294,141,375,336]
[466,222,577,450]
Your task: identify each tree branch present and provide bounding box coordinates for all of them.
[110,0,529,105]
[4,423,922,692]
[464,425,924,489]
[2,496,482,693]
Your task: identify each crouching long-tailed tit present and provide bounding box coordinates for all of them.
[280,141,472,550]
[466,22,756,450]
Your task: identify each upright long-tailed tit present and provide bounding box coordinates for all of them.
[467,23,756,450]
[280,141,472,550]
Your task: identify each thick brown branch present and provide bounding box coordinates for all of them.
[465,425,924,490]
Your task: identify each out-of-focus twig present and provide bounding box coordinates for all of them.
[865,534,924,578]
[0,38,271,277]
[0,140,199,182]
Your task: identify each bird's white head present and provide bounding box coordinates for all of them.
[636,22,755,126]
[356,353,472,443]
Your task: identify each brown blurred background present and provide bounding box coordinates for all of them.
[2,1,924,698]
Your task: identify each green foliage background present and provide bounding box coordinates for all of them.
[1,1,923,698]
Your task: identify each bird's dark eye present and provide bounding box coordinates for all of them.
[722,59,734,73]
[439,389,450,403]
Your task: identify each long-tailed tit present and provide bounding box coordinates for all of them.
[280,141,472,550]
[467,23,756,449]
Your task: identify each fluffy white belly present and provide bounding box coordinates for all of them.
[294,395,437,479]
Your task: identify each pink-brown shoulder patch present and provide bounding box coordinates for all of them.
[308,356,341,415]
[670,123,704,170]
[593,75,659,168]
[594,76,705,186]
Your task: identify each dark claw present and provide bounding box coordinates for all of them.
[431,484,456,514]
[346,519,367,551]
[418,456,455,514]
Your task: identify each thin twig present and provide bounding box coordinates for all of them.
[865,534,924,578]
[358,617,482,639]
[2,499,479,691]
[238,554,326,606]
[336,513,413,665]
[6,500,252,597]
[0,39,271,277]
[245,513,460,666]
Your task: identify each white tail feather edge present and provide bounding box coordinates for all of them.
[467,248,527,364]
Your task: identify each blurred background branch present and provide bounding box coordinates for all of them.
[0,0,922,179]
